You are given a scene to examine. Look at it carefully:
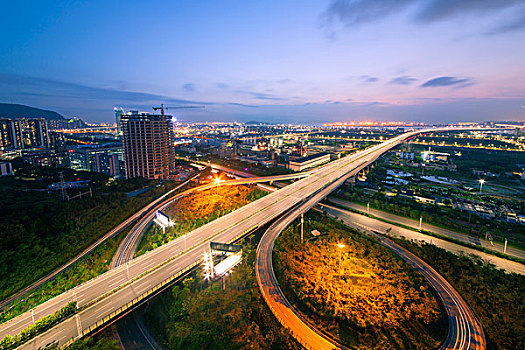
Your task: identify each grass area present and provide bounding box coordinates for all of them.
[0,159,182,304]
[273,211,448,349]
[392,238,525,350]
[143,229,301,350]
[136,184,267,256]
[0,227,130,324]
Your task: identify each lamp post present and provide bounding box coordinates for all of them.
[337,243,345,276]
[479,179,485,194]
[214,177,221,196]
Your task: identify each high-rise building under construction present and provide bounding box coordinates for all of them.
[121,112,175,180]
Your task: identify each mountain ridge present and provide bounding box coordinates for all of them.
[0,103,64,120]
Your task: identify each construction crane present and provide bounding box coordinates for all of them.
[152,104,205,116]
[152,104,205,179]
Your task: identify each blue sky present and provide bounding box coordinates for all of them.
[1,0,524,123]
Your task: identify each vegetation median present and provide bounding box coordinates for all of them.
[0,302,77,350]
[136,184,267,256]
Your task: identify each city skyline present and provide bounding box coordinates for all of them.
[1,0,525,123]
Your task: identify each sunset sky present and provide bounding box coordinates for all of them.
[1,0,524,123]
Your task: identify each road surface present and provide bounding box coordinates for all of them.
[328,197,525,260]
[109,163,286,350]
[109,170,308,270]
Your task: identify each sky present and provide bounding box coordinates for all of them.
[1,0,525,124]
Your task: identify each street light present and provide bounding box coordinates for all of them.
[479,179,485,194]
[214,177,221,196]
[337,243,345,276]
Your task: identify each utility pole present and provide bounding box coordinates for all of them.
[300,213,304,243]
[31,308,35,326]
[73,290,78,308]
[419,217,422,229]
[479,179,485,194]
[209,244,215,279]
[58,171,66,201]
[504,238,508,254]
[337,243,345,276]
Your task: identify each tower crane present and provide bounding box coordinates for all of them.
[152,104,205,116]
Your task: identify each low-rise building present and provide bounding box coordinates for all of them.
[288,152,330,172]
[421,149,449,162]
[413,195,435,204]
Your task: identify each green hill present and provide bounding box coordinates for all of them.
[0,103,64,120]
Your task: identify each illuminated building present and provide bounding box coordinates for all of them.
[121,112,175,180]
[68,146,122,176]
[20,119,50,148]
[0,119,22,149]
[92,153,120,177]
[0,118,49,149]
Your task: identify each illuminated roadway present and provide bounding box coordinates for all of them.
[1,127,493,349]
[319,203,525,275]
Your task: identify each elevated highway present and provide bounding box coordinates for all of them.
[0,127,493,348]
